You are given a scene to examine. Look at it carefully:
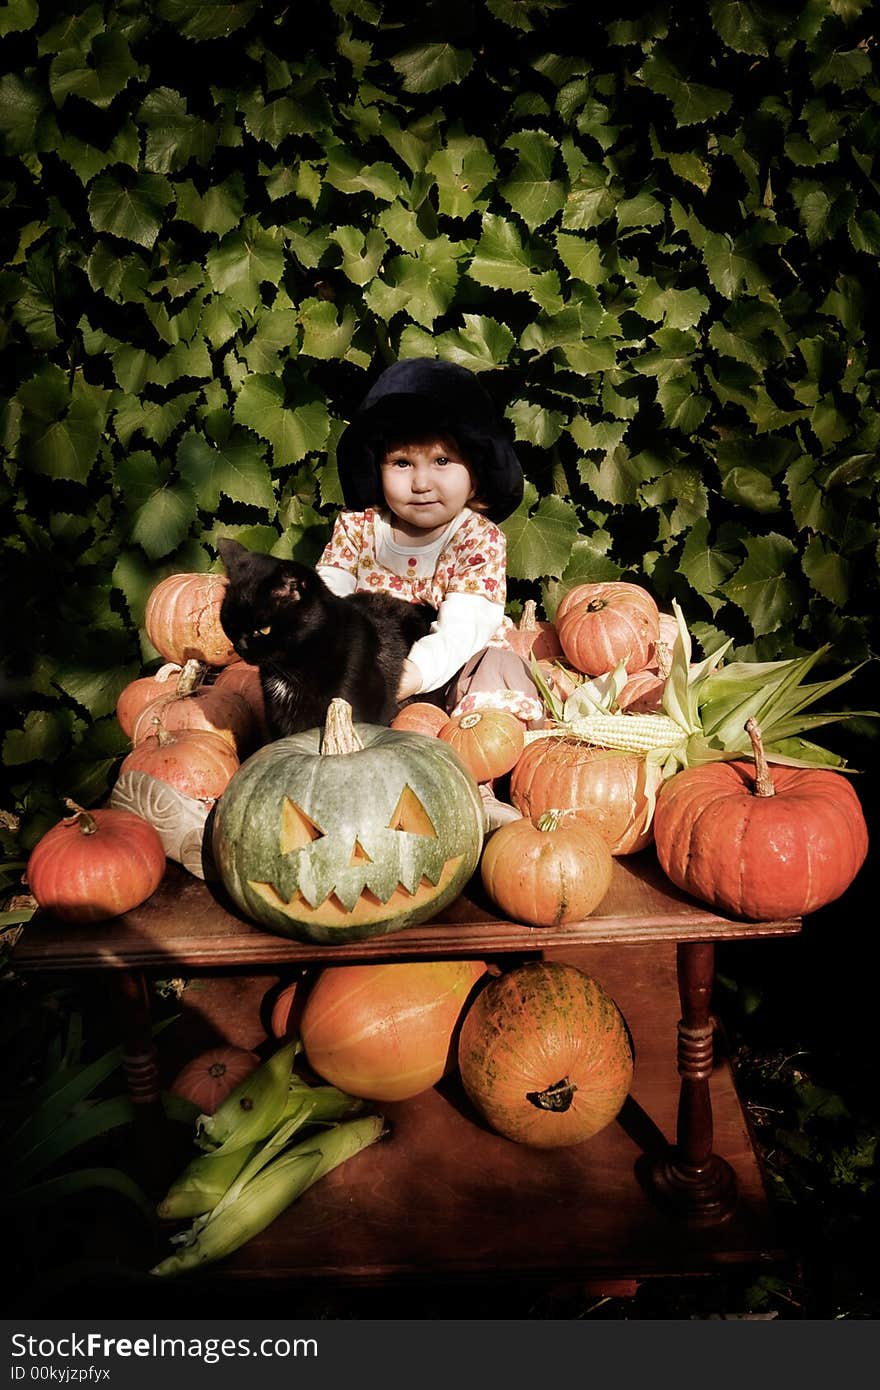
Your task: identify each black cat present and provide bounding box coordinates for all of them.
[217,538,437,738]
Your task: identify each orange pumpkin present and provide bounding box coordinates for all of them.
[170,1046,261,1114]
[119,727,240,801]
[458,962,633,1148]
[510,735,653,855]
[131,681,254,754]
[617,666,666,713]
[145,572,238,667]
[438,709,525,782]
[269,980,305,1040]
[480,809,613,926]
[300,960,488,1101]
[555,582,659,676]
[503,599,563,663]
[27,802,165,924]
[116,663,182,738]
[390,702,449,737]
[213,661,269,742]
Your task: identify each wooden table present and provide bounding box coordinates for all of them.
[12,852,800,1289]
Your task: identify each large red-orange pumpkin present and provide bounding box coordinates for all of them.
[617,666,666,713]
[27,802,165,923]
[653,722,869,920]
[145,572,238,667]
[170,1046,261,1114]
[554,582,659,676]
[438,708,525,782]
[480,810,613,927]
[119,727,240,801]
[390,702,449,737]
[300,960,488,1101]
[510,736,653,855]
[458,962,633,1148]
[116,663,182,738]
[503,599,563,663]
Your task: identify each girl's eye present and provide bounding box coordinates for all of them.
[435,455,449,465]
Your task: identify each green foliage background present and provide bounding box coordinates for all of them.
[2,0,878,847]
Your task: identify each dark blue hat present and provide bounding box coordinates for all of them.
[335,359,525,523]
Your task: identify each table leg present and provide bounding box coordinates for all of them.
[109,969,170,1191]
[649,940,737,1226]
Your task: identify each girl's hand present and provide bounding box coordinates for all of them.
[396,659,422,702]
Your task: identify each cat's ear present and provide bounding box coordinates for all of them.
[217,537,248,576]
[271,569,305,602]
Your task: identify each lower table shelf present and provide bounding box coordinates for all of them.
[166,942,788,1288]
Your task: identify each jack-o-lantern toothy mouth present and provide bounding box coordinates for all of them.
[279,785,438,857]
[248,854,464,928]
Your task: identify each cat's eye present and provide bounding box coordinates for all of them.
[256,625,271,636]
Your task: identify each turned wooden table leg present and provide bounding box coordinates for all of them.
[649,940,737,1226]
[109,968,170,1191]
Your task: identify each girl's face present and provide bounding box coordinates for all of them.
[379,434,477,543]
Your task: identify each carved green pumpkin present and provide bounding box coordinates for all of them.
[212,700,485,944]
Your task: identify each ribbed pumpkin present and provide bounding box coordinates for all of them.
[503,599,563,663]
[131,679,254,755]
[119,727,240,801]
[480,810,613,927]
[438,708,525,782]
[617,667,666,713]
[27,802,165,923]
[212,699,485,944]
[213,661,269,743]
[390,702,449,737]
[510,736,653,855]
[145,572,238,667]
[300,960,487,1101]
[116,663,182,738]
[555,582,659,676]
[458,962,634,1148]
[654,719,869,920]
[170,1046,261,1114]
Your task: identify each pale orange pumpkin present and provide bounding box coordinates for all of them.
[555,582,659,676]
[617,667,666,713]
[131,680,254,754]
[480,809,613,926]
[300,960,488,1101]
[390,702,450,737]
[116,663,182,738]
[170,1046,261,1114]
[144,572,238,667]
[503,599,563,663]
[119,727,240,801]
[510,735,653,855]
[438,709,525,782]
[213,661,268,742]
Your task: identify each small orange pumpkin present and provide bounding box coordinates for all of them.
[480,809,613,927]
[116,663,182,738]
[213,661,269,742]
[131,681,254,754]
[438,709,525,782]
[555,581,659,676]
[119,727,240,801]
[27,802,165,924]
[390,702,449,737]
[503,599,563,663]
[510,735,653,855]
[170,1046,261,1114]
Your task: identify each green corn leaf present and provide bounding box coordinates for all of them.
[7,1096,135,1188]
[15,1166,155,1220]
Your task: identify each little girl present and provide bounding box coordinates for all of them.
[316,358,545,827]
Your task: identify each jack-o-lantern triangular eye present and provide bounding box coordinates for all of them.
[280,798,325,853]
[386,785,437,837]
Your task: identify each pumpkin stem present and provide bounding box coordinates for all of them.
[586,598,607,613]
[536,809,564,833]
[745,718,775,798]
[654,640,672,679]
[526,1077,577,1113]
[322,698,364,756]
[176,658,207,697]
[458,712,483,730]
[518,599,538,631]
[63,798,98,835]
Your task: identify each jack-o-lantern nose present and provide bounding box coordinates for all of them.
[386,785,437,837]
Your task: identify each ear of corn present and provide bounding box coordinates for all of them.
[157,1143,259,1221]
[524,714,687,754]
[195,1039,300,1155]
[150,1115,386,1278]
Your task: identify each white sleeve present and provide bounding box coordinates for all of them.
[407,592,506,694]
[317,564,357,597]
